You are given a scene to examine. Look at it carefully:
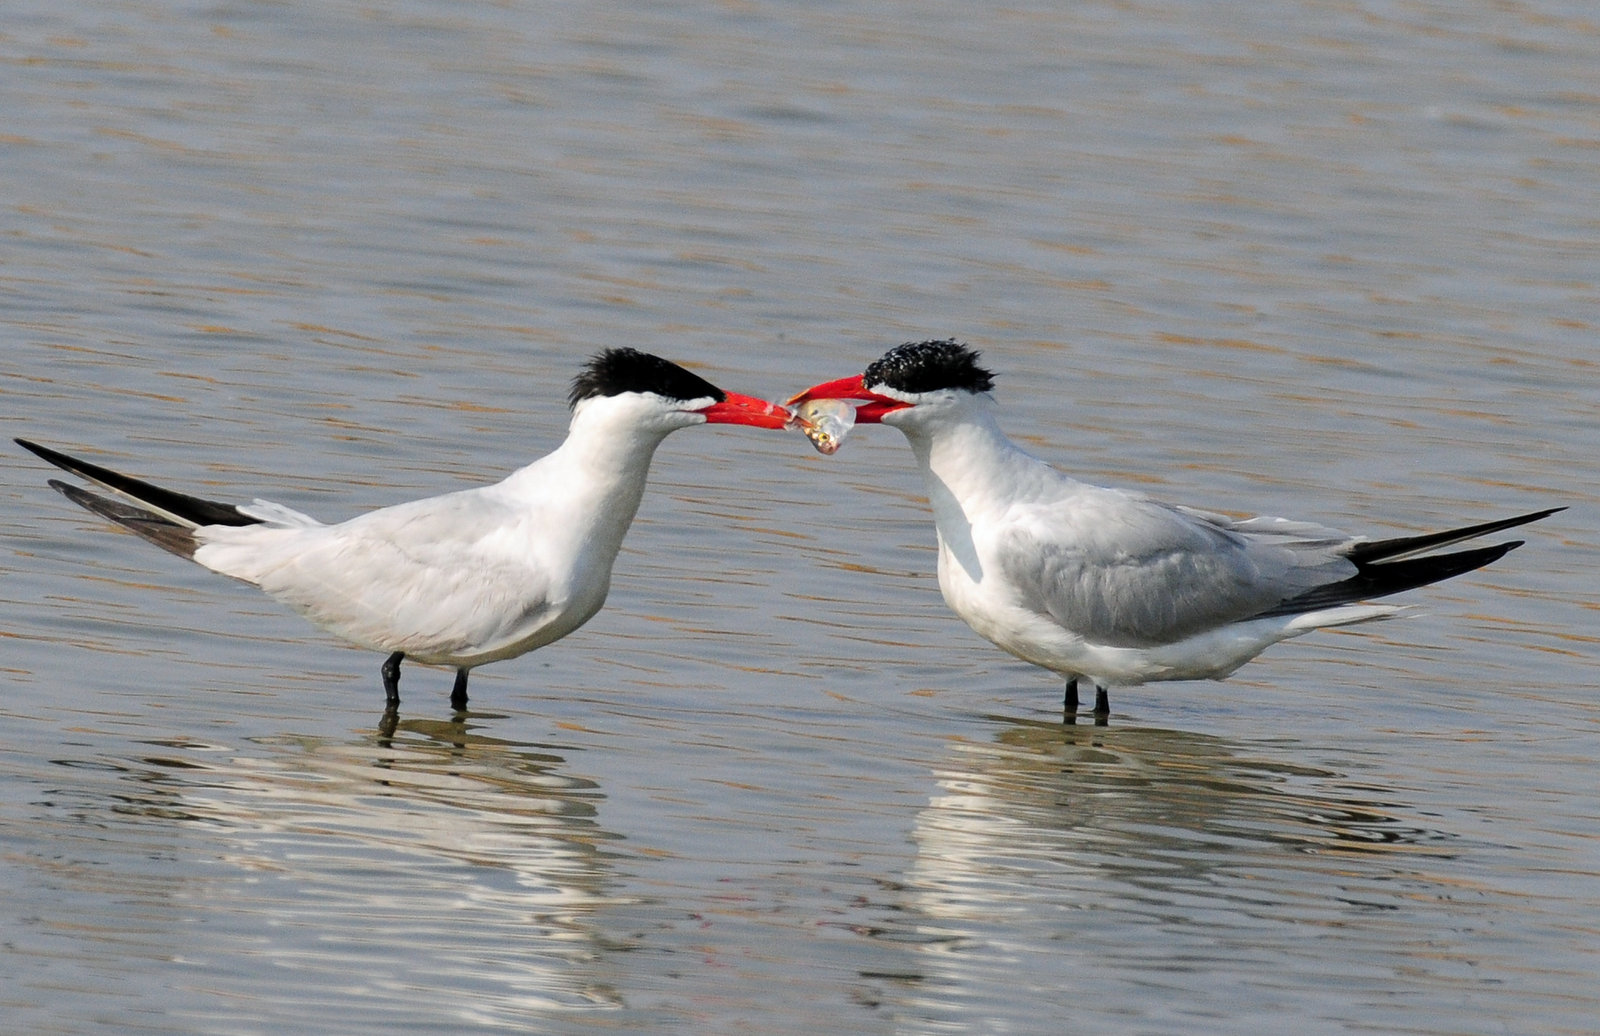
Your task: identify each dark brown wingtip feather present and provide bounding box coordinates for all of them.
[49,480,201,560]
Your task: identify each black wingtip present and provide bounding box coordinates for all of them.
[18,438,261,529]
[1349,507,1564,565]
[17,437,69,467]
[1261,538,1530,618]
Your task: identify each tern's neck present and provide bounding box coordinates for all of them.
[899,403,1065,582]
[505,406,674,538]
[902,404,1056,514]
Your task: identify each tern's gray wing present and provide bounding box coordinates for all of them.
[992,490,1356,648]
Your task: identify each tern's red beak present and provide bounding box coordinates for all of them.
[786,375,911,424]
[698,391,792,429]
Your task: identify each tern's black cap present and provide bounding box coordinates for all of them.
[862,340,995,395]
[569,348,726,408]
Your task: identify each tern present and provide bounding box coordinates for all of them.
[789,339,1560,720]
[19,348,790,712]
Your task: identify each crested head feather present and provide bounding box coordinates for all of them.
[568,348,727,409]
[862,339,996,396]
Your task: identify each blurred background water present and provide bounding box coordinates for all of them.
[2,1,1596,1033]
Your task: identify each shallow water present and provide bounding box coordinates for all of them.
[3,1,1597,1033]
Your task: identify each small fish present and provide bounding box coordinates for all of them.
[790,399,856,455]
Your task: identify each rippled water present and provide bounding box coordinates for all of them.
[3,1,1597,1033]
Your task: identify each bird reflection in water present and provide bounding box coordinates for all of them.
[853,715,1460,1023]
[104,721,629,1016]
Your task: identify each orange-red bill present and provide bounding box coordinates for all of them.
[699,391,793,429]
[786,375,911,424]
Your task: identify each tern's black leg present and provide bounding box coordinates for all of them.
[450,668,469,711]
[1092,684,1110,725]
[381,651,404,705]
[1064,677,1081,724]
